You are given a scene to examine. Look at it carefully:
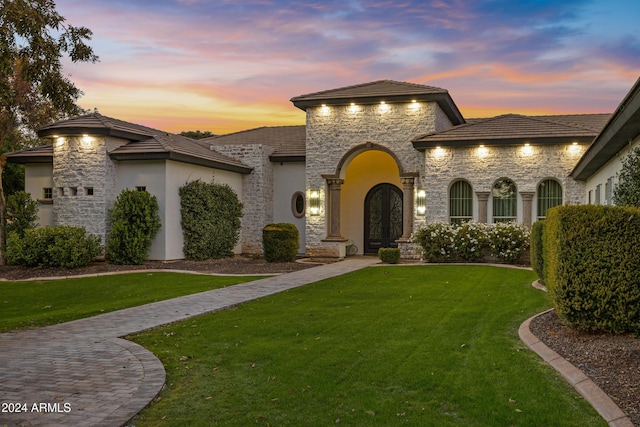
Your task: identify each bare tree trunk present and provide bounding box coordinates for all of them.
[0,155,6,266]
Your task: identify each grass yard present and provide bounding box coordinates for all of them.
[0,272,264,332]
[130,265,606,426]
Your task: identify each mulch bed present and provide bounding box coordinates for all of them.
[0,256,320,281]
[1,258,637,424]
[530,310,640,425]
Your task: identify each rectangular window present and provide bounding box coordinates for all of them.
[43,188,53,199]
[588,190,592,205]
[85,187,94,196]
[58,187,64,196]
[70,187,78,197]
[595,184,601,205]
[606,177,614,205]
[136,186,147,192]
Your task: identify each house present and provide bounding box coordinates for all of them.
[7,78,638,260]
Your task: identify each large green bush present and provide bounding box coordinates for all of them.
[487,221,530,263]
[412,222,456,262]
[106,189,161,265]
[263,223,299,262]
[544,205,640,334]
[530,220,545,284]
[180,180,243,260]
[6,191,38,237]
[378,247,400,264]
[7,226,102,268]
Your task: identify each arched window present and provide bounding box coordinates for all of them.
[537,179,562,219]
[449,180,473,225]
[492,178,517,223]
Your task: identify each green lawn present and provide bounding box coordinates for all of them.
[130,265,606,426]
[0,272,264,332]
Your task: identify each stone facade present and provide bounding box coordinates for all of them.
[422,143,587,224]
[52,135,126,244]
[214,144,275,254]
[304,101,453,256]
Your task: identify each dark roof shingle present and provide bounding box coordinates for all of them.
[204,126,306,161]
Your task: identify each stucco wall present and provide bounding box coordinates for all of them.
[422,143,588,225]
[117,160,244,260]
[272,161,306,254]
[584,136,640,205]
[24,163,54,227]
[305,101,452,256]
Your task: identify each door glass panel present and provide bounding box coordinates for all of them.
[389,190,403,241]
[368,188,383,240]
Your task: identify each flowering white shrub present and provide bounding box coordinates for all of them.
[411,222,456,262]
[453,221,488,261]
[413,221,529,264]
[487,221,530,263]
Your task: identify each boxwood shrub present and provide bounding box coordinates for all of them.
[180,180,243,260]
[7,226,102,268]
[544,205,640,334]
[263,223,299,262]
[378,247,400,264]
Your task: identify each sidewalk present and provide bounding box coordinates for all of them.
[0,257,378,427]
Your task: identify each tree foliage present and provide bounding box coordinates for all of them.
[106,189,161,265]
[6,190,37,237]
[0,0,98,264]
[613,146,640,207]
[179,130,216,140]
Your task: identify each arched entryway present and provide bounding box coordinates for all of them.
[364,183,403,253]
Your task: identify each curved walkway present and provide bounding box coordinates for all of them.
[0,257,378,427]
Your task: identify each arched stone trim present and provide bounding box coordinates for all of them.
[334,142,406,178]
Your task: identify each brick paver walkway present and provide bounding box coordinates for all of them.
[0,257,378,426]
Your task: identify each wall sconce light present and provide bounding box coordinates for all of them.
[521,142,533,156]
[309,190,320,215]
[416,189,426,215]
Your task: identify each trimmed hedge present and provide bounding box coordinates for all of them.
[263,223,299,262]
[180,180,243,260]
[378,247,400,264]
[530,219,545,284]
[544,205,640,334]
[106,189,161,265]
[7,226,102,268]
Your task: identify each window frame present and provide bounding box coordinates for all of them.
[449,180,473,225]
[492,178,517,223]
[291,191,306,218]
[537,179,563,220]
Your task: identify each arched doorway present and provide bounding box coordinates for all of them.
[364,183,403,253]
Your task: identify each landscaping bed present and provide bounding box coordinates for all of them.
[0,255,318,281]
[530,310,640,426]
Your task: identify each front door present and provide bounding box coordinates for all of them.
[364,183,403,254]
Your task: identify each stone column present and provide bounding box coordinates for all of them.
[476,191,490,223]
[520,192,535,228]
[398,175,416,242]
[323,176,346,240]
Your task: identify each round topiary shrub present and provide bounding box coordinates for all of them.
[263,223,299,262]
[106,189,161,265]
[378,247,400,264]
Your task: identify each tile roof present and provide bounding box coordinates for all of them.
[412,113,611,149]
[11,113,253,173]
[204,126,306,161]
[290,79,465,125]
[37,112,160,141]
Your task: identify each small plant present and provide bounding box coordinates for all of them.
[7,226,102,268]
[5,191,38,237]
[106,189,161,265]
[378,247,400,264]
[263,223,299,262]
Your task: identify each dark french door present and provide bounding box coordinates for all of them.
[364,183,403,254]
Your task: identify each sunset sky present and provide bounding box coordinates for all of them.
[55,0,640,134]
